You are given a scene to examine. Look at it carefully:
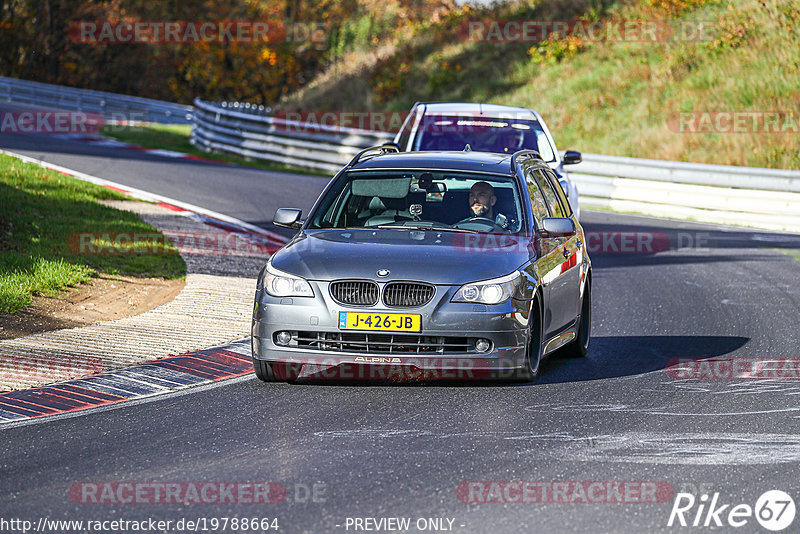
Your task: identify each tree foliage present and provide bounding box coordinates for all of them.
[0,0,453,104]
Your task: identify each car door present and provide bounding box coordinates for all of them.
[544,168,582,324]
[534,168,580,336]
[523,168,568,339]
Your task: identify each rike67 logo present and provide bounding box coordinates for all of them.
[668,490,796,531]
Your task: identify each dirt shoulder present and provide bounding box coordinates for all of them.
[0,274,185,340]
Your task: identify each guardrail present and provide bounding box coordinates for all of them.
[0,76,192,124]
[4,81,794,232]
[191,98,393,173]
[571,155,800,232]
[191,99,799,233]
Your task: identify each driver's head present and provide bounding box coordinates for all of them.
[469,181,496,218]
[498,129,524,153]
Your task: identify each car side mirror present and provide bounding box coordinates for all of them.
[563,150,582,165]
[538,217,575,237]
[382,141,401,151]
[274,208,303,229]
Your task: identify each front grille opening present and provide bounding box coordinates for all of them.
[330,280,379,306]
[293,332,474,354]
[383,282,435,308]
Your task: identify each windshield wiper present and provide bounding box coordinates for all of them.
[373,224,480,234]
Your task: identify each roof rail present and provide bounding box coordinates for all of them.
[509,149,543,172]
[347,144,400,168]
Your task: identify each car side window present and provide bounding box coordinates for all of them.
[315,183,349,227]
[534,169,565,218]
[546,169,573,217]
[525,169,550,228]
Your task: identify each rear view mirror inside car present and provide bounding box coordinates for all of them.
[410,177,447,196]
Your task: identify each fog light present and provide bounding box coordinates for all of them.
[275,331,292,346]
[475,338,491,353]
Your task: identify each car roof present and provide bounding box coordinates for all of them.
[415,102,538,119]
[348,150,522,174]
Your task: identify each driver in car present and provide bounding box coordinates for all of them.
[465,181,509,229]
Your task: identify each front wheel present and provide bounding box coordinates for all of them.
[562,281,591,358]
[516,299,543,381]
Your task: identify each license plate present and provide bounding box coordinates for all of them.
[339,312,421,332]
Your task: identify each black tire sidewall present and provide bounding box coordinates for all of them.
[517,300,543,381]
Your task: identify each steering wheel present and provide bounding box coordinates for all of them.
[453,216,506,231]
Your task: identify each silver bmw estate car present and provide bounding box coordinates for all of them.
[252,146,591,382]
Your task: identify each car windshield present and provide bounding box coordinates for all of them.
[412,114,556,162]
[309,170,524,233]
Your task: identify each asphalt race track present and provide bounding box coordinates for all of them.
[2,127,800,533]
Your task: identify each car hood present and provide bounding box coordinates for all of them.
[270,229,534,285]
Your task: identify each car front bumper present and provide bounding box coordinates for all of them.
[251,281,531,380]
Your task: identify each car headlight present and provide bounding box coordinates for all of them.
[261,262,314,298]
[452,272,521,305]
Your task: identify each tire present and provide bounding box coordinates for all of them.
[516,298,543,381]
[252,358,281,382]
[562,281,591,358]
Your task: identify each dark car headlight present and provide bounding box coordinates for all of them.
[260,261,314,298]
[451,272,521,305]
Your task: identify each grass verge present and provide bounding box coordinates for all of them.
[0,153,186,314]
[101,123,329,176]
[276,0,800,169]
